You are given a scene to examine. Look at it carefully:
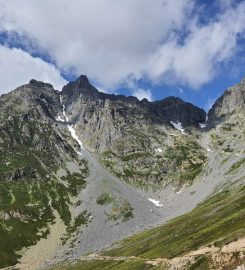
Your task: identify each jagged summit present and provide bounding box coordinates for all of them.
[62,75,140,105]
[62,75,197,106]
[29,79,54,89]
[75,74,90,87]
[24,76,205,126]
[61,74,206,127]
[207,77,245,127]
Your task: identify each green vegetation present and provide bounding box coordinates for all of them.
[187,255,209,270]
[0,169,89,268]
[0,180,55,267]
[0,117,75,182]
[61,171,87,196]
[164,139,207,184]
[104,186,245,259]
[100,126,168,188]
[96,192,134,222]
[221,122,236,132]
[221,157,230,165]
[101,128,206,188]
[62,211,91,246]
[106,200,134,222]
[227,158,245,174]
[52,259,164,270]
[0,117,89,268]
[210,133,225,147]
[96,193,115,205]
[51,185,245,270]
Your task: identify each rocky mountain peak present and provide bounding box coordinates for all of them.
[0,79,60,122]
[157,96,183,104]
[61,74,99,104]
[207,77,245,127]
[29,79,54,89]
[75,74,90,88]
[61,75,206,129]
[151,96,206,126]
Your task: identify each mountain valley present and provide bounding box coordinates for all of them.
[0,76,244,270]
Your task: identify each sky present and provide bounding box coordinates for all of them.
[0,0,245,111]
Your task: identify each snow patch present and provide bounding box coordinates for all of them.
[170,121,186,134]
[148,198,163,207]
[176,191,182,195]
[68,125,84,150]
[199,122,207,128]
[155,148,162,153]
[59,95,84,154]
[56,116,65,122]
[60,96,69,122]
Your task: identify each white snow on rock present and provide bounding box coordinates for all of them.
[170,121,186,134]
[56,116,65,122]
[176,190,182,195]
[68,125,84,150]
[199,122,207,128]
[59,95,84,154]
[155,148,162,153]
[148,198,163,207]
[60,95,69,122]
[62,105,69,122]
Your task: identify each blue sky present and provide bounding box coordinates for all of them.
[0,0,244,111]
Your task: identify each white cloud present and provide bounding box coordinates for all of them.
[0,1,244,90]
[95,86,117,95]
[0,45,67,95]
[147,1,245,88]
[0,0,192,88]
[132,88,153,101]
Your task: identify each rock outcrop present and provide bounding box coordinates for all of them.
[61,75,206,151]
[208,77,245,127]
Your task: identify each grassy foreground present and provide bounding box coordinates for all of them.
[52,184,245,269]
[105,185,245,259]
[53,260,164,270]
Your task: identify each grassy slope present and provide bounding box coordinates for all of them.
[0,116,89,267]
[52,184,245,270]
[105,185,245,259]
[52,260,164,270]
[0,170,89,268]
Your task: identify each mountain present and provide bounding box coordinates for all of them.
[0,80,89,267]
[208,77,245,127]
[61,75,207,187]
[0,76,244,270]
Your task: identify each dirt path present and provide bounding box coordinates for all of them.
[79,253,168,266]
[76,237,245,270]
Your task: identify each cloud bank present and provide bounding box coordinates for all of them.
[0,0,244,96]
[0,46,67,94]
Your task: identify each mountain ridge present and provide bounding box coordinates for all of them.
[61,74,206,126]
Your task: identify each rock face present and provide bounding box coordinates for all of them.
[61,75,206,150]
[0,79,75,181]
[0,80,90,268]
[60,75,207,186]
[208,78,245,127]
